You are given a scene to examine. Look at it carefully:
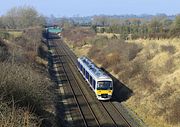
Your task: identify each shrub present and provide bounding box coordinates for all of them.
[88,46,101,58]
[0,62,51,126]
[62,27,96,47]
[112,64,121,74]
[0,62,51,107]
[38,44,48,60]
[161,45,176,54]
[128,44,142,61]
[166,99,180,124]
[130,59,144,77]
[101,53,121,69]
[165,57,175,73]
[0,39,10,61]
[0,32,10,39]
[0,101,38,127]
[144,42,159,60]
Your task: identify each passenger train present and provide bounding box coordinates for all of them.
[77,56,113,100]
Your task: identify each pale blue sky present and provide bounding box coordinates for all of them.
[0,0,180,17]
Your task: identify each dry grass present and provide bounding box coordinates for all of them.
[97,32,121,39]
[0,28,54,127]
[125,39,180,127]
[0,39,10,61]
[62,27,96,48]
[65,29,180,127]
[0,61,51,126]
[8,31,23,38]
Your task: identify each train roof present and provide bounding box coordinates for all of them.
[48,27,62,34]
[78,56,111,80]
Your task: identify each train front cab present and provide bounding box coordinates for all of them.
[95,80,113,100]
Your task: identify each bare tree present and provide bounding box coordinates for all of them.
[2,6,45,29]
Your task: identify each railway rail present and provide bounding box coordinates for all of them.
[48,39,100,127]
[55,39,132,127]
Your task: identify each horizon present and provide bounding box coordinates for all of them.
[0,0,180,17]
[51,13,178,18]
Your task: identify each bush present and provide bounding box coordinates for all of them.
[166,99,180,124]
[0,62,51,107]
[38,44,48,60]
[165,57,175,73]
[161,45,176,54]
[143,42,159,60]
[0,32,10,39]
[0,28,53,126]
[0,62,51,126]
[62,27,96,47]
[112,64,121,74]
[0,39,10,61]
[88,46,101,58]
[128,44,142,60]
[0,101,38,127]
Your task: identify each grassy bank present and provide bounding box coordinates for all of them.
[0,28,54,126]
[63,27,180,127]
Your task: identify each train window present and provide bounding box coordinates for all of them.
[86,71,89,79]
[90,76,92,85]
[83,68,85,75]
[93,79,96,89]
[82,67,84,73]
[80,65,82,71]
[88,75,90,81]
[78,62,80,68]
[97,81,112,90]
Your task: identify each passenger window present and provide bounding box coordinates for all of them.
[83,68,85,75]
[86,71,89,79]
[88,75,90,81]
[93,80,95,89]
[90,76,92,85]
[80,65,82,71]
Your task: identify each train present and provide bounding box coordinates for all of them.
[44,25,62,39]
[77,56,113,100]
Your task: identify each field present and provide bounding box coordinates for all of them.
[63,27,180,127]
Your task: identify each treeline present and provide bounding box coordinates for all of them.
[0,6,45,29]
[91,15,180,39]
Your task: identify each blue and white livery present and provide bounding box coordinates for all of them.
[77,56,113,100]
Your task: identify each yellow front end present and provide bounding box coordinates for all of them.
[96,90,113,100]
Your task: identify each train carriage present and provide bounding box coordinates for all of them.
[77,56,113,100]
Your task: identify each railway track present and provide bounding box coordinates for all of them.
[55,39,132,127]
[48,39,101,127]
[101,102,131,127]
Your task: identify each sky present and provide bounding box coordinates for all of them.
[0,0,180,17]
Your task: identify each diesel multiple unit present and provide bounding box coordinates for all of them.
[77,56,113,100]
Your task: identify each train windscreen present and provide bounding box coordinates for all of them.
[97,81,112,90]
